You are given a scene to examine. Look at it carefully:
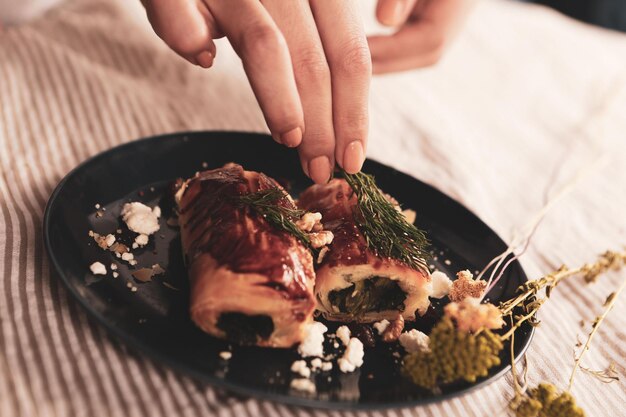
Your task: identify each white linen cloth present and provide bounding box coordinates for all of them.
[0,0,625,415]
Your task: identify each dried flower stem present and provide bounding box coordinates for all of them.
[509,314,522,397]
[568,276,626,390]
[478,156,609,302]
[499,266,575,317]
[499,305,543,342]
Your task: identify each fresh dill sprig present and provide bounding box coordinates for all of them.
[233,188,315,252]
[343,171,430,272]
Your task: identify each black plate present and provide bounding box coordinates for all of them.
[43,131,533,410]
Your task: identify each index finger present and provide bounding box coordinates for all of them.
[206,0,304,147]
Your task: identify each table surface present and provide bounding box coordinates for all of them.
[1,0,625,416]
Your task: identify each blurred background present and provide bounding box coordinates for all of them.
[526,0,626,31]
[2,0,626,31]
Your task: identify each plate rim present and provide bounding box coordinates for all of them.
[43,130,534,411]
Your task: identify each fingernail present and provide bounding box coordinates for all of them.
[195,51,214,68]
[343,141,364,174]
[308,156,331,184]
[280,127,302,148]
[381,0,408,26]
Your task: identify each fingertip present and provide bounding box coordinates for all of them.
[342,141,365,174]
[308,156,332,184]
[195,51,214,68]
[280,127,303,148]
[376,0,407,27]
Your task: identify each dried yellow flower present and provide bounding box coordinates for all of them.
[402,317,503,389]
[444,298,505,333]
[449,270,487,302]
[512,383,586,417]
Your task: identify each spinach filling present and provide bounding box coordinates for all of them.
[328,276,406,316]
[216,312,274,345]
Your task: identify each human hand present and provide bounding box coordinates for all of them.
[369,0,477,74]
[142,0,371,183]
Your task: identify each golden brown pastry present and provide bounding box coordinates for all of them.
[176,164,316,347]
[299,179,431,323]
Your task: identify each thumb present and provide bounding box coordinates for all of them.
[376,0,418,27]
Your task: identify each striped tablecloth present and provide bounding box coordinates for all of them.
[1,0,625,415]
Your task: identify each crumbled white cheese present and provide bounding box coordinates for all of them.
[112,272,119,278]
[430,270,453,298]
[94,204,100,209]
[104,234,116,247]
[290,378,316,393]
[373,319,390,335]
[219,351,232,360]
[110,263,118,270]
[290,360,311,378]
[310,358,322,370]
[121,252,134,262]
[121,202,160,235]
[89,262,106,275]
[338,338,364,373]
[298,321,327,357]
[399,329,430,353]
[135,234,149,246]
[321,362,333,371]
[336,325,351,346]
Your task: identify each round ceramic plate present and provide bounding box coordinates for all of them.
[44,131,533,410]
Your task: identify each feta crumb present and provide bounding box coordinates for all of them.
[336,325,351,346]
[430,270,453,298]
[135,234,149,246]
[290,378,316,393]
[131,287,138,292]
[89,262,106,275]
[121,252,134,262]
[121,202,160,235]
[112,272,119,278]
[110,263,118,270]
[219,351,232,360]
[132,243,138,249]
[290,360,311,378]
[310,358,322,370]
[298,321,328,357]
[373,319,390,335]
[399,329,430,353]
[104,234,116,247]
[95,204,100,209]
[333,341,339,348]
[444,259,452,265]
[338,338,364,373]
[321,362,333,372]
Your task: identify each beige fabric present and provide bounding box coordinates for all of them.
[1,0,625,416]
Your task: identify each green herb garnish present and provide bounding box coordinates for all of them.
[343,171,430,272]
[233,188,315,252]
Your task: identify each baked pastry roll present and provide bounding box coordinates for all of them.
[176,164,316,347]
[299,179,431,323]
